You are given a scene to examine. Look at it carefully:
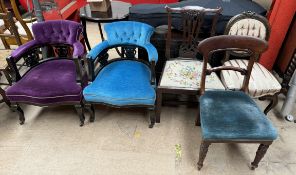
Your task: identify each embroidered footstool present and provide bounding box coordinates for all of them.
[156,59,225,123]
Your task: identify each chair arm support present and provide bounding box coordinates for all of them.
[73,56,87,87]
[143,43,158,63]
[87,41,110,60]
[10,40,41,62]
[6,56,21,82]
[72,41,85,58]
[150,60,156,85]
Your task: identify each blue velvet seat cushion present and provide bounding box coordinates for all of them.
[83,60,155,106]
[6,59,82,105]
[200,90,278,140]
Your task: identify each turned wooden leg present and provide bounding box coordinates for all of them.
[75,104,85,127]
[11,104,25,125]
[0,87,11,107]
[195,101,200,126]
[3,69,12,85]
[85,103,95,122]
[197,141,211,170]
[155,89,162,123]
[149,108,156,128]
[251,143,270,170]
[263,93,279,115]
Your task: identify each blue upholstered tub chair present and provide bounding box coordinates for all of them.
[6,20,87,126]
[196,35,277,170]
[83,21,158,128]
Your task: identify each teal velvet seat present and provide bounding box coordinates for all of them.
[83,60,155,106]
[196,35,277,170]
[200,90,278,140]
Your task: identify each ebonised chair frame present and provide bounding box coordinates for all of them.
[85,44,157,128]
[224,11,280,115]
[7,43,87,126]
[196,35,273,170]
[0,10,22,107]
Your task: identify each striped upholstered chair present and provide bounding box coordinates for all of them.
[221,12,282,114]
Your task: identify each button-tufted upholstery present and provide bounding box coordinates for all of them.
[84,21,158,127]
[6,20,87,126]
[32,20,82,45]
[105,21,153,46]
[223,12,281,115]
[11,20,85,60]
[88,21,158,62]
[228,18,267,39]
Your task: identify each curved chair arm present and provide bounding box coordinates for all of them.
[87,41,110,60]
[143,43,158,63]
[73,41,85,58]
[10,40,41,62]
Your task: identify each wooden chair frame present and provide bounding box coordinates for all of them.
[155,6,222,123]
[85,44,157,128]
[197,35,273,170]
[224,11,280,115]
[0,0,35,48]
[7,42,87,126]
[165,6,222,59]
[0,10,22,107]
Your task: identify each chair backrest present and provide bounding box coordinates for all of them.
[0,11,22,46]
[165,6,222,59]
[104,21,154,47]
[32,20,83,45]
[225,11,270,41]
[198,35,268,95]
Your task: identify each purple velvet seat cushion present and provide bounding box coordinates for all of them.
[6,59,82,105]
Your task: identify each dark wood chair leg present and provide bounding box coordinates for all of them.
[149,108,156,128]
[0,87,11,107]
[85,103,95,122]
[263,93,279,115]
[10,104,25,125]
[195,101,200,126]
[197,141,211,170]
[75,104,85,127]
[251,143,271,170]
[3,69,12,85]
[156,89,162,123]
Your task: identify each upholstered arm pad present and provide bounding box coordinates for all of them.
[72,41,85,58]
[11,40,41,62]
[143,43,158,63]
[87,41,110,60]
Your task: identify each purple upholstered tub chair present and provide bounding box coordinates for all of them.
[5,20,87,126]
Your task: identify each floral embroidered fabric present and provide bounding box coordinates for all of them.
[159,59,225,90]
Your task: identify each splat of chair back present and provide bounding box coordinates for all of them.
[198,35,268,95]
[165,6,222,59]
